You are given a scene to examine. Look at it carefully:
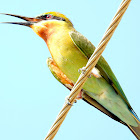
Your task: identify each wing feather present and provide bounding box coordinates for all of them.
[70,30,131,108]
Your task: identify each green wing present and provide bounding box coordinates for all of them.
[47,57,126,125]
[70,30,132,109]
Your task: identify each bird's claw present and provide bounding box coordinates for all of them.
[78,67,92,78]
[87,73,92,78]
[65,96,77,105]
[78,67,86,74]
[65,96,73,106]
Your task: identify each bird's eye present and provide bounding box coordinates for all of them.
[46,14,52,19]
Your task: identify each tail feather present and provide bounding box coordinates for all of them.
[127,124,140,140]
[83,92,140,139]
[127,110,140,140]
[130,109,140,122]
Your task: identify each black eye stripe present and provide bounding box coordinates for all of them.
[37,15,48,20]
[36,14,65,21]
[53,16,65,21]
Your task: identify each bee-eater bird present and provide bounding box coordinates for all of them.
[1,12,140,139]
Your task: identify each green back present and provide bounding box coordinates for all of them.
[70,30,131,109]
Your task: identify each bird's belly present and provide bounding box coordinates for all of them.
[49,42,112,95]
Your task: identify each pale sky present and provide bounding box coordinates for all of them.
[0,0,140,140]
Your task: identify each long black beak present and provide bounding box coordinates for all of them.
[0,13,41,27]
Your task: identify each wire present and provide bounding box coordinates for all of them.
[45,0,131,139]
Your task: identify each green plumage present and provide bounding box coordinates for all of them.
[70,30,131,108]
[46,26,139,127]
[69,30,138,126]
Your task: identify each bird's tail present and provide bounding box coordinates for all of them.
[127,110,140,140]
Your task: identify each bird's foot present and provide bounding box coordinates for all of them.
[65,90,83,105]
[65,96,74,106]
[76,90,84,100]
[78,67,92,78]
[78,67,86,74]
[87,74,92,78]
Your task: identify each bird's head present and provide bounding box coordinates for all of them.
[1,12,73,41]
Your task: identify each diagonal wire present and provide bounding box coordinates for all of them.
[45,0,131,139]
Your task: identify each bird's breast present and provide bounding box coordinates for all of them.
[46,26,111,96]
[47,29,88,82]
